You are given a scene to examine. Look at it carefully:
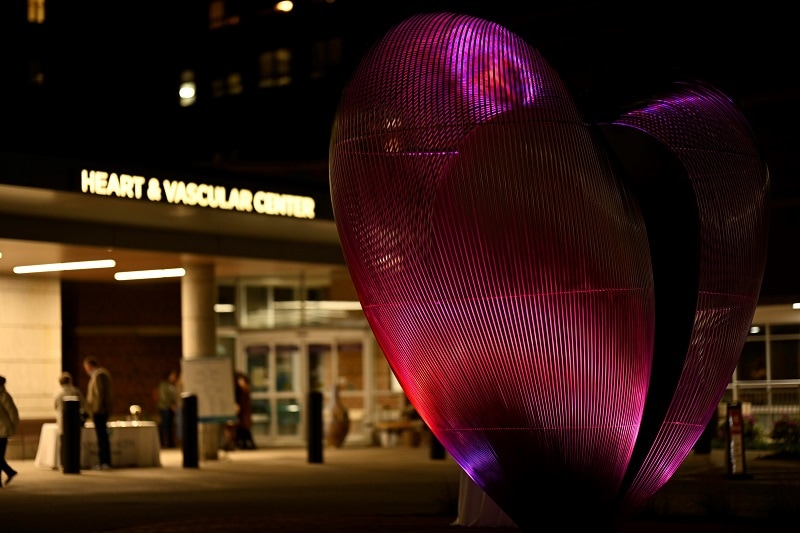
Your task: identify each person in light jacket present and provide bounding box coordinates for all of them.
[0,375,20,486]
[55,372,86,432]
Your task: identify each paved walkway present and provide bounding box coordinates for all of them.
[1,444,798,532]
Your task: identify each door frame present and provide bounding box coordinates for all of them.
[236,327,376,446]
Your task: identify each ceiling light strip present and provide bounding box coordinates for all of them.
[13,259,116,274]
[114,268,186,281]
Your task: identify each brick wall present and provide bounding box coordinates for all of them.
[61,280,183,421]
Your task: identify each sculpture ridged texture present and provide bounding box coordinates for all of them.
[329,12,769,530]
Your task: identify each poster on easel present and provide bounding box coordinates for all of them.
[180,357,237,423]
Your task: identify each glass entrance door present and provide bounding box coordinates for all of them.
[245,344,271,440]
[244,342,303,443]
[275,344,301,436]
[238,330,377,447]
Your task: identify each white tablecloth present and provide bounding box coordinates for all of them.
[35,421,161,469]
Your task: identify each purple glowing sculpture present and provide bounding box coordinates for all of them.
[329,13,768,529]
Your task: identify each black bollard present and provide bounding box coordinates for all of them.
[62,396,81,474]
[430,432,446,460]
[182,393,199,468]
[308,391,323,463]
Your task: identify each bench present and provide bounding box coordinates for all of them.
[373,419,424,447]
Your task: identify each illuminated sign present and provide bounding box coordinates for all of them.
[80,169,315,219]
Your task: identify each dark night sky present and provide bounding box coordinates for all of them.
[9,0,798,301]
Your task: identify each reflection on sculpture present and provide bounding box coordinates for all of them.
[329,12,769,529]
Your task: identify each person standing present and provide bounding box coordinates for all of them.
[234,372,256,450]
[174,370,184,447]
[54,372,86,469]
[83,356,113,470]
[157,369,178,448]
[0,375,19,486]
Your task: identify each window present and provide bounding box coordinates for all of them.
[209,0,240,29]
[246,286,269,318]
[216,284,237,328]
[29,59,44,86]
[730,319,800,429]
[737,387,767,406]
[310,37,342,79]
[27,0,45,24]
[770,324,800,335]
[259,49,292,88]
[217,336,236,358]
[209,0,224,27]
[770,339,800,380]
[274,1,294,13]
[178,70,196,107]
[246,345,270,392]
[738,340,766,380]
[226,72,243,95]
[211,78,225,98]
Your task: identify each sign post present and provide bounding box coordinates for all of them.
[725,402,751,479]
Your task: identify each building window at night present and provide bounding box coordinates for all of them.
[259,49,292,88]
[209,0,241,29]
[216,284,237,328]
[310,37,342,79]
[29,59,44,86]
[211,78,225,98]
[771,338,800,380]
[179,69,196,107]
[27,0,45,23]
[227,72,243,95]
[730,322,800,431]
[739,331,767,381]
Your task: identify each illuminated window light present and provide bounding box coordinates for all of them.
[214,303,236,313]
[274,1,293,13]
[13,259,116,274]
[179,82,196,107]
[179,69,196,107]
[272,300,363,311]
[750,326,761,334]
[792,303,800,310]
[114,268,186,281]
[27,0,45,23]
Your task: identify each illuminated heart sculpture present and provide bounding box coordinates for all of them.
[329,13,769,530]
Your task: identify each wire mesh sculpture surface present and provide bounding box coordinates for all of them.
[329,12,769,530]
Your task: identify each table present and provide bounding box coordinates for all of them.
[35,421,161,469]
[373,419,423,447]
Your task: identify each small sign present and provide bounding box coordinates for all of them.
[180,357,238,423]
[725,402,749,478]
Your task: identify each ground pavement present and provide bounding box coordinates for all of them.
[1,444,798,532]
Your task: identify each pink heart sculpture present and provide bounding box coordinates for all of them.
[329,12,769,530]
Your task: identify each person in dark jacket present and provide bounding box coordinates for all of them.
[234,372,256,450]
[83,356,113,470]
[157,369,179,448]
[0,375,20,486]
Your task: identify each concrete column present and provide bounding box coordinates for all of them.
[181,263,220,460]
[181,263,216,360]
